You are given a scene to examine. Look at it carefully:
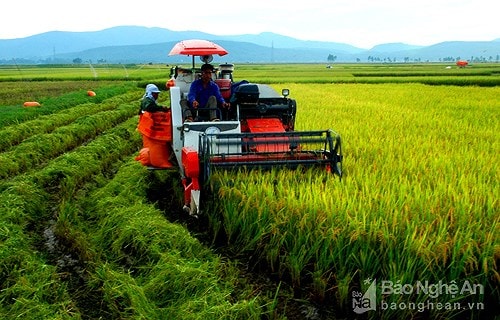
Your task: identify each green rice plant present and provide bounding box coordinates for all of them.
[0,90,141,152]
[29,117,141,201]
[0,116,143,318]
[0,80,115,105]
[67,161,270,319]
[0,83,137,128]
[0,64,170,82]
[0,116,140,248]
[0,207,78,319]
[0,102,139,180]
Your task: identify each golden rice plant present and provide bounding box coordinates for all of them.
[210,82,499,318]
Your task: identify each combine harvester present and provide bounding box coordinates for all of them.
[137,40,342,216]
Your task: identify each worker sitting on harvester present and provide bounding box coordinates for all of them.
[135,84,174,168]
[182,63,229,122]
[139,84,169,114]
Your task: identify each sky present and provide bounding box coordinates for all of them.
[0,0,498,49]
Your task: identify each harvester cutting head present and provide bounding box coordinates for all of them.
[200,129,342,178]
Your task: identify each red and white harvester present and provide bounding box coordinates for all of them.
[137,40,342,216]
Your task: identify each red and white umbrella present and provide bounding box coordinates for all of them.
[168,39,228,57]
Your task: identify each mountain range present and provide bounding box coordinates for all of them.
[1,26,499,64]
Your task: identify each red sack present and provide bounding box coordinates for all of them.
[137,111,172,142]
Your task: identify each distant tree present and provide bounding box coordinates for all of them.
[73,58,82,64]
[327,54,337,62]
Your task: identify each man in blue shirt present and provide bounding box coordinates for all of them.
[183,63,229,121]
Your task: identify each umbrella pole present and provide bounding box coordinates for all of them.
[191,56,195,82]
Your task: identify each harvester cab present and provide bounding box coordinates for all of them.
[137,39,342,216]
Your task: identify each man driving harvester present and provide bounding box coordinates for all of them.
[182,63,229,122]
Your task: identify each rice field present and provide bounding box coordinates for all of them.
[209,82,499,319]
[0,63,499,319]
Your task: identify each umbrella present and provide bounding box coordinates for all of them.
[168,39,228,57]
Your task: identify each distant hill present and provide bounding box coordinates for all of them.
[52,40,352,64]
[369,43,424,52]
[1,26,499,64]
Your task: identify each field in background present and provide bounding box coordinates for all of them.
[0,63,499,319]
[1,62,499,85]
